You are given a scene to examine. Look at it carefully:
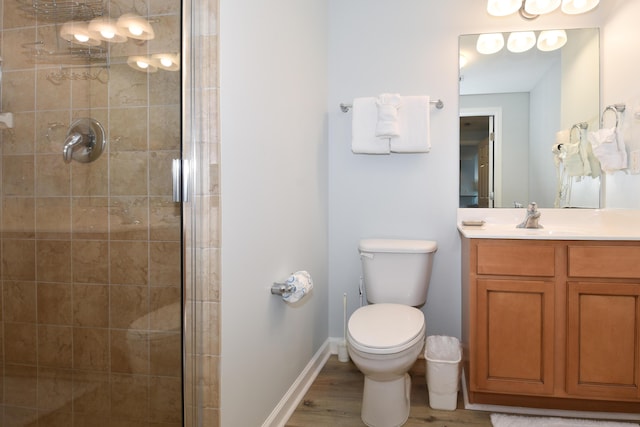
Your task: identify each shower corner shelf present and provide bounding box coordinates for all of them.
[16,0,105,23]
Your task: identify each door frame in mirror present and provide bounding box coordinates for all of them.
[460,107,503,207]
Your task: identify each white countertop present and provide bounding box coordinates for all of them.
[458,208,640,241]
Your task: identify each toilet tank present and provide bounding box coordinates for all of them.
[359,239,437,306]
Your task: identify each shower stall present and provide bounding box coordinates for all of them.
[0,0,190,423]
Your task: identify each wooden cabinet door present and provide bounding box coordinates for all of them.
[475,278,555,395]
[567,281,640,399]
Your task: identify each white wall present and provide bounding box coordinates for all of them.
[601,0,640,208]
[327,0,601,340]
[529,61,561,208]
[219,0,328,425]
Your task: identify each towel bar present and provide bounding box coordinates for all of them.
[340,98,444,113]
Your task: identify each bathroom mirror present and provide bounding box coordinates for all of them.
[459,28,600,208]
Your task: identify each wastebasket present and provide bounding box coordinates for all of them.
[425,335,462,410]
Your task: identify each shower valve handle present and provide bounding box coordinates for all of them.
[61,118,106,164]
[62,132,84,163]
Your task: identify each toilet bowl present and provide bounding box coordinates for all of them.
[347,303,426,427]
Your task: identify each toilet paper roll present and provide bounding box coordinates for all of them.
[282,271,313,304]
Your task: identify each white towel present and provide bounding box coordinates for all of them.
[390,96,431,153]
[375,93,402,138]
[351,97,390,154]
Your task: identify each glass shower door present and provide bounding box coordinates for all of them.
[0,0,183,424]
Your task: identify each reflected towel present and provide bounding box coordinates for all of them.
[390,96,431,153]
[588,127,627,172]
[351,97,390,154]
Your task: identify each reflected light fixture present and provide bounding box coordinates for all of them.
[88,17,128,43]
[117,13,155,40]
[486,0,522,16]
[127,56,158,72]
[537,29,567,51]
[152,53,180,71]
[60,21,101,46]
[507,31,536,53]
[476,33,505,55]
[459,54,468,69]
[561,0,600,14]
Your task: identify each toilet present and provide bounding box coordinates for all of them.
[347,238,437,427]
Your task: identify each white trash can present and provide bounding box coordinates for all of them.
[425,335,462,411]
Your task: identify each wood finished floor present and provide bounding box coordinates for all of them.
[286,355,493,427]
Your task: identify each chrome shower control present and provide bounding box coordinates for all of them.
[62,117,106,163]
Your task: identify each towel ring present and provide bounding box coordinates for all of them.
[569,122,588,144]
[600,104,625,128]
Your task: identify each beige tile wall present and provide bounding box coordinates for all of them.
[0,0,186,424]
[183,0,220,424]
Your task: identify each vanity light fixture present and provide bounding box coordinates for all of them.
[152,53,180,71]
[537,29,567,51]
[486,0,522,16]
[524,0,561,16]
[88,17,128,43]
[487,0,598,19]
[127,56,158,72]
[60,21,101,46]
[117,13,155,40]
[507,31,536,53]
[476,33,505,55]
[561,0,600,14]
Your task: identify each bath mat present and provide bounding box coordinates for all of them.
[490,413,640,427]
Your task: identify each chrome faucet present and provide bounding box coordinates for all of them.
[517,202,543,229]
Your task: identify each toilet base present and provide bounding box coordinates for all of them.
[361,373,411,427]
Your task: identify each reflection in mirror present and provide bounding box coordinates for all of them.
[459,28,600,208]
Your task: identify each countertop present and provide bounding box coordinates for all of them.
[458,208,640,240]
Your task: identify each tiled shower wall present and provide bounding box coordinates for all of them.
[183,0,220,423]
[0,0,184,424]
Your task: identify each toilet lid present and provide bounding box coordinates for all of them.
[348,303,425,355]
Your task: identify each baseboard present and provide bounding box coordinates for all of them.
[461,369,640,421]
[261,339,332,427]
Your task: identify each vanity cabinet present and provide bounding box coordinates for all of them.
[462,238,640,413]
[566,245,640,401]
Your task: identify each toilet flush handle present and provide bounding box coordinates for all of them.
[360,252,374,259]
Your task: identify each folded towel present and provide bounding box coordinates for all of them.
[375,93,402,138]
[390,96,431,153]
[588,127,627,172]
[351,97,390,154]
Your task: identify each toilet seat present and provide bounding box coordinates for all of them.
[348,303,425,355]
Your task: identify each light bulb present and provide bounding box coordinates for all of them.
[160,57,173,67]
[74,34,89,42]
[101,29,115,39]
[129,25,144,36]
[136,60,149,69]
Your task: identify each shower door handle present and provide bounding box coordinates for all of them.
[172,159,189,203]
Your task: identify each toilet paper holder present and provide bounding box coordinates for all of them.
[271,281,294,296]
